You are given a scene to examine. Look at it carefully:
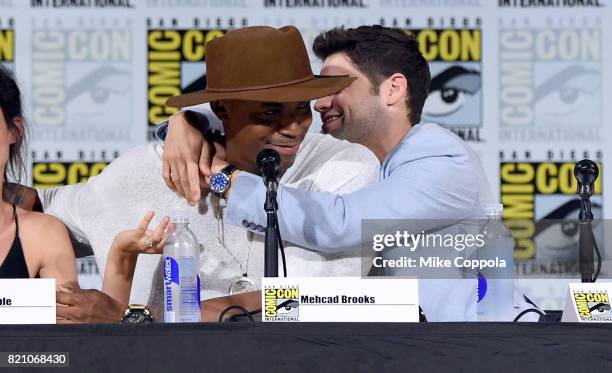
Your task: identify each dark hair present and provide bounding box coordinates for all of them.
[313,25,430,124]
[0,65,26,183]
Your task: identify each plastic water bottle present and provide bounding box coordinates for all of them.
[163,213,201,323]
[477,204,515,321]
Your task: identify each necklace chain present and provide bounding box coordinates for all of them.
[215,197,253,277]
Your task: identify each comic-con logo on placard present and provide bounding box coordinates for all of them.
[499,19,602,142]
[573,291,612,322]
[409,26,482,142]
[264,286,300,321]
[0,18,14,70]
[499,150,602,275]
[30,19,132,143]
[147,23,226,140]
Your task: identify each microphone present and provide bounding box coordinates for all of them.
[574,160,599,198]
[257,149,282,278]
[573,160,599,283]
[257,149,281,188]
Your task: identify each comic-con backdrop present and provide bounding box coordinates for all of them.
[1,0,610,308]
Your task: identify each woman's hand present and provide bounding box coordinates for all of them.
[103,211,171,305]
[111,211,171,256]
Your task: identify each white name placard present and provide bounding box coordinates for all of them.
[261,277,418,322]
[561,282,612,323]
[0,279,56,324]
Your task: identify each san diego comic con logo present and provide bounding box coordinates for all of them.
[264,287,300,321]
[0,18,14,70]
[573,291,612,321]
[499,18,602,142]
[499,151,602,274]
[31,149,118,188]
[147,22,228,140]
[32,160,109,189]
[30,19,132,143]
[408,25,482,142]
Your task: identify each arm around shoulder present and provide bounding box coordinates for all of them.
[311,141,380,194]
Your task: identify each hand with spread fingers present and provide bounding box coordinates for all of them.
[111,210,171,255]
[102,211,171,306]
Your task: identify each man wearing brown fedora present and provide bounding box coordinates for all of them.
[33,25,380,322]
[164,25,541,322]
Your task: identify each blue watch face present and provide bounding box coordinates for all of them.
[210,172,230,193]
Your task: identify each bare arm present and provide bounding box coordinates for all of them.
[201,291,261,322]
[56,288,261,324]
[22,212,79,289]
[102,247,138,305]
[102,211,170,305]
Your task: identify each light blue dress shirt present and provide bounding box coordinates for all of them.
[225,123,502,321]
[227,123,490,249]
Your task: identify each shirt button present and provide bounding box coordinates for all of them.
[242,220,249,227]
[256,225,265,232]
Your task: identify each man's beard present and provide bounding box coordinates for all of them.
[335,99,385,147]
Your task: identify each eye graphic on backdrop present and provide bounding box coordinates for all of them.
[422,65,481,125]
[534,65,600,122]
[426,87,466,116]
[67,65,130,120]
[534,198,603,261]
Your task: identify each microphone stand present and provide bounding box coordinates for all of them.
[264,179,279,277]
[579,189,595,283]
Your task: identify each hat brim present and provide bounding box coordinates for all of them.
[166,75,356,108]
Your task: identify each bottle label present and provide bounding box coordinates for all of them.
[197,275,201,305]
[163,256,179,319]
[164,311,175,323]
[171,257,200,322]
[178,257,200,317]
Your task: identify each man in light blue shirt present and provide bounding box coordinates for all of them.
[164,26,538,321]
[169,26,489,248]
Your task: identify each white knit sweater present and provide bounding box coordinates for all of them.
[39,133,380,306]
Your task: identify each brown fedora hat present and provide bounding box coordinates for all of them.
[166,26,355,107]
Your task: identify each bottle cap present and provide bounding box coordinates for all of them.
[171,210,190,224]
